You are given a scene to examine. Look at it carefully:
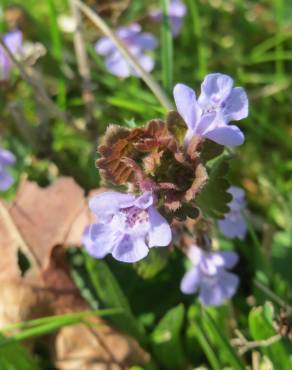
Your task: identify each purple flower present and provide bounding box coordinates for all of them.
[0,30,22,81]
[173,73,248,146]
[85,191,172,263]
[95,24,157,78]
[150,0,186,37]
[180,245,239,306]
[218,186,247,240]
[0,148,16,191]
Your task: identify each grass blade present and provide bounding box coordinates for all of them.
[188,0,208,78]
[0,308,121,347]
[85,255,147,345]
[202,309,245,370]
[0,334,41,370]
[160,0,173,93]
[47,0,66,109]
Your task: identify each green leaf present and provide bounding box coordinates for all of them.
[151,304,187,370]
[0,334,40,370]
[173,203,200,221]
[248,306,292,370]
[134,248,169,279]
[263,302,275,326]
[202,310,245,370]
[196,157,232,218]
[200,140,225,163]
[84,255,147,345]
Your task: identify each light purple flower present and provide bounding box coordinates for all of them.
[173,73,248,146]
[0,30,22,81]
[85,191,172,263]
[180,245,239,306]
[150,0,186,37]
[0,148,16,191]
[218,186,247,240]
[95,24,157,78]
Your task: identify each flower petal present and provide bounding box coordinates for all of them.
[117,24,141,39]
[219,270,239,299]
[200,255,219,276]
[199,271,239,306]
[217,251,239,269]
[95,37,115,56]
[148,206,172,247]
[0,170,14,191]
[173,83,200,131]
[136,53,155,73]
[89,191,135,220]
[4,30,22,54]
[199,281,223,306]
[0,148,16,166]
[218,216,247,240]
[195,112,216,135]
[112,235,149,263]
[180,267,202,294]
[134,191,153,209]
[228,186,245,201]
[134,33,157,50]
[170,16,183,37]
[105,51,131,78]
[84,223,120,258]
[198,73,233,108]
[169,0,187,17]
[204,125,244,146]
[223,87,248,122]
[228,187,246,212]
[186,245,203,265]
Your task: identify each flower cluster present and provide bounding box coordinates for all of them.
[84,72,249,306]
[0,30,22,81]
[85,191,171,263]
[180,245,239,306]
[95,24,157,78]
[0,148,16,191]
[150,0,186,37]
[218,186,247,240]
[0,29,46,82]
[95,1,186,78]
[174,73,248,146]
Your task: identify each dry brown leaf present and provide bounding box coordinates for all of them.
[0,178,148,369]
[0,217,21,281]
[7,177,87,269]
[43,247,149,369]
[55,320,149,370]
[0,281,52,328]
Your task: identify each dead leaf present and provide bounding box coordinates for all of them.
[0,178,149,369]
[0,281,52,328]
[0,177,94,281]
[44,247,149,369]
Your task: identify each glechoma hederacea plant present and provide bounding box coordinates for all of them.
[84,72,248,306]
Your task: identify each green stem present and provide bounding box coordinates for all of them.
[188,0,207,78]
[47,0,66,109]
[161,0,173,93]
[74,0,173,110]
